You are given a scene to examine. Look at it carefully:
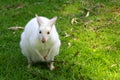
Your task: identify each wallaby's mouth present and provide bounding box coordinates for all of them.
[42,38,46,43]
[42,40,46,43]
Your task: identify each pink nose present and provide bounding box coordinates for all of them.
[42,38,46,43]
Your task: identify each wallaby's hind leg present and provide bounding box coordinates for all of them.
[27,57,33,68]
[48,61,55,71]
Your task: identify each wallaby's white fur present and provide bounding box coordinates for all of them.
[20,15,61,70]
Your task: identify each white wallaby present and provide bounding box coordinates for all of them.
[20,14,61,70]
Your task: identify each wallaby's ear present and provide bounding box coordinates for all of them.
[35,14,42,26]
[50,16,57,27]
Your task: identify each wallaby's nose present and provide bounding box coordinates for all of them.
[42,38,46,43]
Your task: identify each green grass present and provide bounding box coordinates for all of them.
[0,0,120,80]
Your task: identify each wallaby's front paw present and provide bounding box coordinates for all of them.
[44,56,47,60]
[41,57,45,62]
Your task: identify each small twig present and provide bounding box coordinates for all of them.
[85,11,90,17]
[71,18,78,25]
[64,32,70,38]
[8,26,24,30]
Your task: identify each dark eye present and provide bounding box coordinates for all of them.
[47,31,50,34]
[39,31,42,34]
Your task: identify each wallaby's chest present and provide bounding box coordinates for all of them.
[38,45,50,56]
[34,40,53,54]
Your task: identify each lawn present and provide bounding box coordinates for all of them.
[0,0,120,80]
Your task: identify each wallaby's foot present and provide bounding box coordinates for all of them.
[49,62,55,71]
[28,61,34,68]
[28,63,32,68]
[27,58,33,68]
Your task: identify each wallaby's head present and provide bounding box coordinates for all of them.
[36,14,57,43]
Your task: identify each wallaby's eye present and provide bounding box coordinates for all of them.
[39,31,42,34]
[47,31,50,35]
